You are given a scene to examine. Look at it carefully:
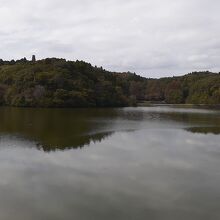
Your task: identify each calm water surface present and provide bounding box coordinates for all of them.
[0,106,219,220]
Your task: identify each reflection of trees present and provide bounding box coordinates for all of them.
[0,106,219,150]
[0,107,118,151]
[37,131,114,152]
[157,112,220,127]
[186,127,220,135]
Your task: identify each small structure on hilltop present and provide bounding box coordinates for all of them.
[32,55,36,62]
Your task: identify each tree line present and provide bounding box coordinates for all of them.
[0,58,219,107]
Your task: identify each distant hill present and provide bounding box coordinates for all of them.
[0,58,219,107]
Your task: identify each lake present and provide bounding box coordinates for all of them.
[0,106,219,220]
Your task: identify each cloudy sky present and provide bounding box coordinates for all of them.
[0,0,219,77]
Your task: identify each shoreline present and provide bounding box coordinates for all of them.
[138,102,220,109]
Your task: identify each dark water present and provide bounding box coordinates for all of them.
[0,106,219,220]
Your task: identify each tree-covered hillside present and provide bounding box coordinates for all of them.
[0,58,142,107]
[0,58,219,107]
[145,72,220,104]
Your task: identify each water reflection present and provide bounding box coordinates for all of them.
[0,127,219,220]
[0,108,119,150]
[0,106,219,219]
[0,106,219,151]
[186,127,220,135]
[37,132,114,151]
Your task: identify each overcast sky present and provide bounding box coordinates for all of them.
[0,0,219,77]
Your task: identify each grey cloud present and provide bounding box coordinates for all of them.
[0,0,220,77]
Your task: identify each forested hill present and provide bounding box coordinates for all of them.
[0,57,219,107]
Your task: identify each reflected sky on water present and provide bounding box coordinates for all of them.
[0,106,219,220]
